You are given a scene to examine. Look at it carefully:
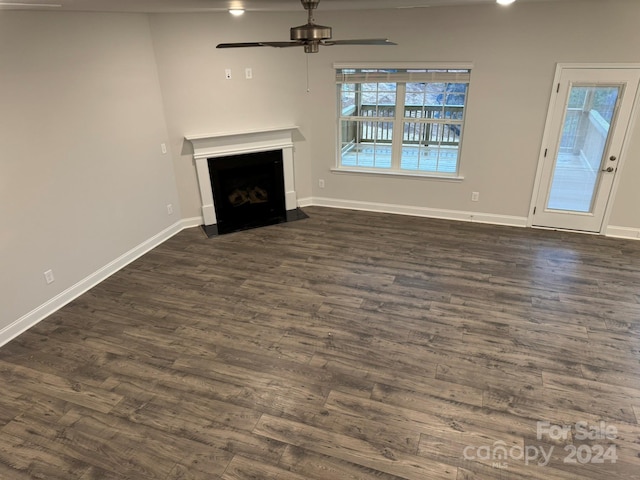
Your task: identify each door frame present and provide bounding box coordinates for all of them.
[528,63,640,233]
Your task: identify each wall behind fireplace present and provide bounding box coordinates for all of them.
[148,12,314,220]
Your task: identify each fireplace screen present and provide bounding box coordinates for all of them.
[208,150,286,234]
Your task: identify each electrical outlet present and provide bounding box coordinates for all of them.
[471,191,480,202]
[245,67,253,79]
[318,179,325,188]
[225,68,232,79]
[167,204,173,215]
[161,143,167,154]
[44,269,55,284]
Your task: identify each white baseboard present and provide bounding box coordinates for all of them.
[605,225,640,240]
[181,216,204,229]
[0,220,186,348]
[307,196,528,228]
[297,196,314,208]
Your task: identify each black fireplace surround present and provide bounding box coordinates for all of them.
[207,150,286,235]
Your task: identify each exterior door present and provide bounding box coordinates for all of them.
[532,67,640,232]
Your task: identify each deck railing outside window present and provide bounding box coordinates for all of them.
[357,105,463,145]
[336,65,471,176]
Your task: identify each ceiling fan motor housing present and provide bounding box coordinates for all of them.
[290,24,332,42]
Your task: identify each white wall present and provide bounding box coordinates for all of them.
[303,0,640,227]
[150,0,640,231]
[0,12,180,332]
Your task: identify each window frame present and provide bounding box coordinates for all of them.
[333,62,473,180]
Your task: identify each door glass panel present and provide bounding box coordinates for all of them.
[547,85,620,212]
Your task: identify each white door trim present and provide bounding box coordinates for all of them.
[528,63,640,233]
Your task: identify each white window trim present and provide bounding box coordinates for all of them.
[330,167,465,181]
[333,61,474,70]
[334,62,472,179]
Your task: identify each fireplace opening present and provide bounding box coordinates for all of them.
[208,150,286,235]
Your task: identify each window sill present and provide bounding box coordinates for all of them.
[330,167,464,182]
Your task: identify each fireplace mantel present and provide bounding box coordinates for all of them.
[185,127,298,226]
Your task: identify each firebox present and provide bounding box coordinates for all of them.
[207,150,286,235]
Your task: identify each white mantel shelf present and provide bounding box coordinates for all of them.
[186,126,298,160]
[185,127,299,226]
[185,126,298,143]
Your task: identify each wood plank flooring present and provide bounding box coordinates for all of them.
[2,206,640,479]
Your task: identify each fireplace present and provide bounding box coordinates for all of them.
[208,150,285,234]
[185,127,303,236]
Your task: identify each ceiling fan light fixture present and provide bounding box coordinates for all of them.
[496,0,516,5]
[229,9,245,16]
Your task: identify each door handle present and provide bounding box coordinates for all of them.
[602,167,615,173]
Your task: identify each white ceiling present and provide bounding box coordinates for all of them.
[0,0,576,14]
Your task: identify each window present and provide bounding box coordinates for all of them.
[336,64,471,177]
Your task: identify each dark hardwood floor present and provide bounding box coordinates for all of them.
[2,206,640,479]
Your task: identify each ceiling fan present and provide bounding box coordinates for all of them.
[216,0,397,54]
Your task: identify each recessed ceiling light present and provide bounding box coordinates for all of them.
[229,9,245,16]
[496,0,516,5]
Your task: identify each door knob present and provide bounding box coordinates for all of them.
[602,167,615,172]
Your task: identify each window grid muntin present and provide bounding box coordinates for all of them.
[338,68,469,176]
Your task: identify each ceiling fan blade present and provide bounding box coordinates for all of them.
[324,39,397,46]
[216,41,301,49]
[261,41,303,48]
[217,42,267,49]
